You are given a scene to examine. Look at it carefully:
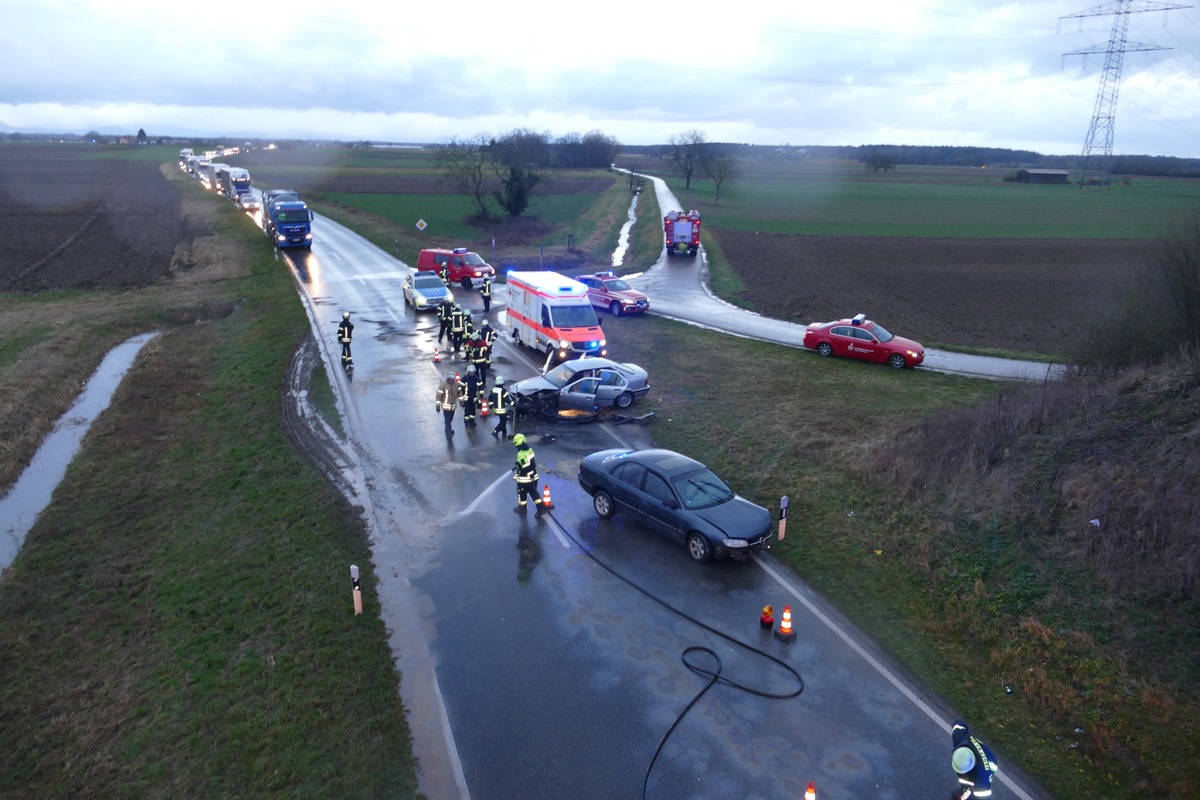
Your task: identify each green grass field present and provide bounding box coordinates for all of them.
[634,156,1200,238]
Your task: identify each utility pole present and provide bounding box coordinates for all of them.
[1061,0,1190,188]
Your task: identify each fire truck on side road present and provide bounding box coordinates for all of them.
[664,209,701,257]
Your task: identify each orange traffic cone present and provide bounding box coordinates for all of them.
[481,399,489,416]
[804,781,816,800]
[542,485,553,509]
[760,604,774,629]
[433,346,441,363]
[774,604,797,641]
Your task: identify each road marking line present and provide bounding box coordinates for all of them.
[752,554,1036,800]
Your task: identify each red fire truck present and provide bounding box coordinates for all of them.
[663,209,701,257]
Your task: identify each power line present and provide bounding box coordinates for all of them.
[1061,0,1193,187]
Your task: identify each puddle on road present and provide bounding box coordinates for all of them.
[0,331,160,572]
[610,192,639,267]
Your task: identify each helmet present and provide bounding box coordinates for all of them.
[495,375,505,385]
[342,311,350,319]
[481,319,491,328]
[512,433,527,447]
[952,747,976,774]
[466,365,476,374]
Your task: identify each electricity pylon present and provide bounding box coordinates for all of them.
[1061,0,1190,188]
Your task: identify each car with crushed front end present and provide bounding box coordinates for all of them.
[403,271,455,311]
[508,357,649,420]
[577,448,773,563]
[577,271,650,316]
[802,313,925,368]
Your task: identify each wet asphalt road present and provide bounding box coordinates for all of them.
[278,206,1044,799]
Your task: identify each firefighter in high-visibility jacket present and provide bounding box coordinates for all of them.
[469,332,491,386]
[436,298,454,344]
[512,433,545,515]
[480,277,492,312]
[435,374,459,437]
[449,304,467,357]
[459,365,483,427]
[337,311,354,366]
[438,265,450,286]
[489,375,512,440]
[950,720,998,799]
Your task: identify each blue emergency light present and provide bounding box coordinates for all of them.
[852,313,867,326]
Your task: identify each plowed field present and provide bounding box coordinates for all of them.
[713,228,1155,356]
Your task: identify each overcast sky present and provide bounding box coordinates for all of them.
[3,0,1199,156]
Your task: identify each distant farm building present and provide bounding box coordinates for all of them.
[1016,169,1070,184]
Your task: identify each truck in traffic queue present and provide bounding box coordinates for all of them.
[213,165,252,200]
[178,148,193,169]
[505,271,606,363]
[227,167,252,199]
[663,209,701,257]
[264,199,314,250]
[199,159,217,189]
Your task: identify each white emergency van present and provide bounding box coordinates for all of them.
[505,271,606,362]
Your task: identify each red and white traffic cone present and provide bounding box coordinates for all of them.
[481,399,489,417]
[433,346,441,363]
[542,485,554,509]
[804,781,816,800]
[774,604,797,641]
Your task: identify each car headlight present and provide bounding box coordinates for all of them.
[599,339,606,346]
[559,339,570,348]
[723,538,749,548]
[276,234,286,242]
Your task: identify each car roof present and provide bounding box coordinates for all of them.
[616,448,704,478]
[412,272,443,284]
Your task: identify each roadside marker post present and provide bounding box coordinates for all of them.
[778,495,789,541]
[350,564,363,616]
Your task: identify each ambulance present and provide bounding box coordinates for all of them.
[505,271,606,362]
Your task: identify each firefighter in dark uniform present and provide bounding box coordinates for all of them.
[438,264,450,286]
[480,277,492,312]
[489,375,512,440]
[337,311,354,366]
[480,318,497,346]
[463,310,475,343]
[436,297,453,344]
[435,373,459,437]
[460,365,483,427]
[512,434,545,515]
[469,331,491,386]
[449,303,467,357]
[950,721,998,799]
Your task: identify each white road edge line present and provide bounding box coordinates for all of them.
[751,554,1035,800]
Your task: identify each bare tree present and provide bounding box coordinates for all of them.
[434,134,493,217]
[668,129,706,189]
[702,149,736,204]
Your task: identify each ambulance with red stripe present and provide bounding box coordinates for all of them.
[505,271,606,362]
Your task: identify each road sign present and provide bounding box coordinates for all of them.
[416,219,427,231]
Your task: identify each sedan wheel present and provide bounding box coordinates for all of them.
[593,490,615,519]
[610,301,623,317]
[686,533,712,563]
[816,342,833,357]
[888,353,907,369]
[614,391,634,409]
[461,278,473,291]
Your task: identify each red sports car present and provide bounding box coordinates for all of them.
[577,271,650,316]
[802,314,925,369]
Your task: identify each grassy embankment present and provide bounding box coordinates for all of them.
[0,153,421,798]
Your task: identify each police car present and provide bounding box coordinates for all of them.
[576,271,650,316]
[403,271,455,311]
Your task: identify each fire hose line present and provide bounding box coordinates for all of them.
[543,512,806,799]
